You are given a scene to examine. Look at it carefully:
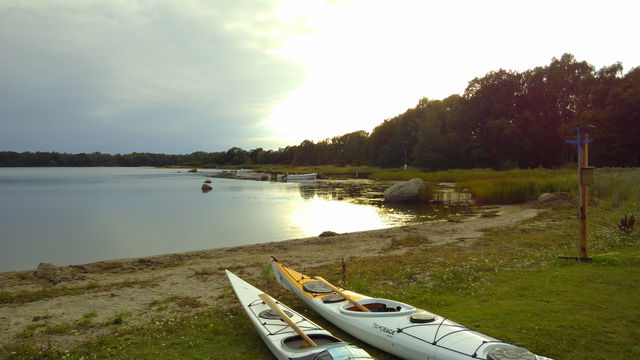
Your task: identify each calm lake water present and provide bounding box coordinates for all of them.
[0,167,471,272]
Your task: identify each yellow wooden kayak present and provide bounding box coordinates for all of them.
[271,257,554,360]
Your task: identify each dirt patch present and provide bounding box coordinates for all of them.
[0,203,540,350]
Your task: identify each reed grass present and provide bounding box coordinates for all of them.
[370,167,576,204]
[457,175,576,204]
[589,168,640,207]
[373,167,640,205]
[369,167,574,183]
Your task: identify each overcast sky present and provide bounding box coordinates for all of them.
[1,0,638,154]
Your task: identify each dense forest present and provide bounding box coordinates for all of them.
[2,54,638,169]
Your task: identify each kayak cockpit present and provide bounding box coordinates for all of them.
[339,298,415,315]
[283,334,341,350]
[290,344,375,360]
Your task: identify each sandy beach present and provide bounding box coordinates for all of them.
[0,203,539,350]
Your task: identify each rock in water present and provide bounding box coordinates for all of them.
[201,183,213,193]
[384,178,430,202]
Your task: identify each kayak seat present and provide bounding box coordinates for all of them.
[283,334,341,350]
[368,303,401,312]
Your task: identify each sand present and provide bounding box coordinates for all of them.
[0,204,539,349]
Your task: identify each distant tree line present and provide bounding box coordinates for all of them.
[1,54,638,169]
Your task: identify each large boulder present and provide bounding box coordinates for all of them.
[384,178,431,202]
[535,192,575,208]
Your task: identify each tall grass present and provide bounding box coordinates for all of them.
[589,168,640,207]
[373,167,640,205]
[370,167,574,183]
[457,175,576,204]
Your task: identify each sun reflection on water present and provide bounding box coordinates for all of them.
[289,197,393,236]
[288,181,475,237]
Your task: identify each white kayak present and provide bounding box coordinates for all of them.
[271,258,555,360]
[281,173,318,181]
[225,270,375,360]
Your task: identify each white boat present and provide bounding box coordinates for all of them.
[225,270,375,360]
[281,172,318,181]
[271,258,554,360]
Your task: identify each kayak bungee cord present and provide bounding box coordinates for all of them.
[247,298,322,337]
[397,320,508,360]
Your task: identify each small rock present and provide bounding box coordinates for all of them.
[319,231,339,237]
[37,262,56,272]
[201,183,213,193]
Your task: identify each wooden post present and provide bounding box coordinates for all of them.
[579,133,589,259]
[561,125,594,261]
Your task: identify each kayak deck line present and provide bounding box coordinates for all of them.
[397,321,508,359]
[270,258,554,360]
[246,298,322,337]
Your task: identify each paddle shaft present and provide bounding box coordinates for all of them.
[258,293,318,348]
[313,276,371,312]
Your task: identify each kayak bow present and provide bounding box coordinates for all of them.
[225,270,375,360]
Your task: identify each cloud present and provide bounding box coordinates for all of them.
[0,0,304,153]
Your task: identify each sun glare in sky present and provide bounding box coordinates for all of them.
[263,0,640,147]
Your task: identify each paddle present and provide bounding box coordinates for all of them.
[258,293,318,348]
[313,276,371,312]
